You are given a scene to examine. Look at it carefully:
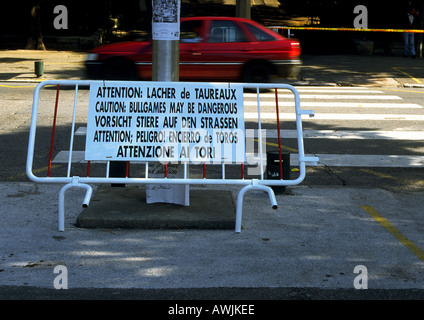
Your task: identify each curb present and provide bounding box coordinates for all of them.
[0,78,411,87]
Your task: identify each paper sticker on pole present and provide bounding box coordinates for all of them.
[85,81,245,164]
[152,0,180,40]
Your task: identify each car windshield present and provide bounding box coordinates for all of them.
[207,20,248,43]
[244,22,277,41]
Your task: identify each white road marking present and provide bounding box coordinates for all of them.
[245,154,424,168]
[244,113,424,121]
[245,94,402,100]
[245,129,424,140]
[54,150,424,168]
[244,101,422,109]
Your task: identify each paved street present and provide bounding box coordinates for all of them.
[1,50,424,304]
[244,86,424,193]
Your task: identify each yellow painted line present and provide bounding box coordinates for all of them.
[6,165,63,180]
[272,26,424,33]
[360,168,424,185]
[361,205,424,263]
[44,62,82,64]
[253,138,298,153]
[360,169,401,181]
[0,84,37,88]
[384,88,424,94]
[392,67,422,84]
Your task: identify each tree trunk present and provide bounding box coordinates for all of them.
[26,1,46,50]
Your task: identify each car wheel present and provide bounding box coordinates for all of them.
[241,63,271,83]
[103,58,138,80]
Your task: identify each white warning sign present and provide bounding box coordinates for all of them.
[85,81,245,164]
[152,0,180,40]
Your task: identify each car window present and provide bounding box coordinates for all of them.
[180,20,203,43]
[244,23,277,41]
[207,20,248,43]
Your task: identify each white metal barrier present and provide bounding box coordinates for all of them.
[26,80,319,232]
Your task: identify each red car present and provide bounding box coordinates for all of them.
[85,16,301,82]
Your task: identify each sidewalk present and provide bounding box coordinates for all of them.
[1,182,424,295]
[1,49,424,87]
[299,54,424,87]
[0,50,86,82]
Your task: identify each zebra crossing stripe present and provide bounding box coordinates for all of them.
[245,154,424,167]
[245,94,402,100]
[245,130,424,140]
[244,101,422,108]
[244,113,424,121]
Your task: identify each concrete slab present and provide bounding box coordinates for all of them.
[76,185,236,230]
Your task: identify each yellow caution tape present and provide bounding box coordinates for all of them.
[270,26,424,33]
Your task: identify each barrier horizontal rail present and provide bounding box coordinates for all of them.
[270,26,424,33]
[26,80,319,233]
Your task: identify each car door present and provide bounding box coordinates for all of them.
[179,19,208,80]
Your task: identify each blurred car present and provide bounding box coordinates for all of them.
[85,16,301,82]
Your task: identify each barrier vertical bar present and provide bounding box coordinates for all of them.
[47,84,60,177]
[184,163,188,179]
[256,87,264,180]
[293,88,305,157]
[67,84,79,178]
[275,88,283,180]
[86,161,91,177]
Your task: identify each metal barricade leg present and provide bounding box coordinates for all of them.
[235,181,278,233]
[58,180,93,231]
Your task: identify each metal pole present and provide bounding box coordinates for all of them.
[151,0,180,81]
[235,0,251,20]
[150,0,188,205]
[152,40,179,81]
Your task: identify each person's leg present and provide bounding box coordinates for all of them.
[410,33,416,56]
[403,32,410,56]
